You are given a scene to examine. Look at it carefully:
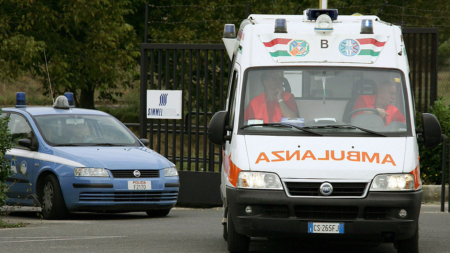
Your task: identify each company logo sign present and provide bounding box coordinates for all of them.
[319,182,333,196]
[159,93,168,106]
[339,39,360,56]
[288,40,309,57]
[133,170,141,178]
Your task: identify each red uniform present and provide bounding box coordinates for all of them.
[352,95,405,125]
[244,92,297,123]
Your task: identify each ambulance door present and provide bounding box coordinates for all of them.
[6,113,37,201]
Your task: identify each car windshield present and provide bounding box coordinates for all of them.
[239,67,411,136]
[34,114,140,146]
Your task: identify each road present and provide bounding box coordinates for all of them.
[0,205,449,253]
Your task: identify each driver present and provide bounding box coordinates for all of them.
[352,80,405,125]
[244,70,297,123]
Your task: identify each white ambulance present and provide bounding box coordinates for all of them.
[207,8,442,253]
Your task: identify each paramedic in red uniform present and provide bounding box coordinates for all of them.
[244,71,297,123]
[352,80,405,125]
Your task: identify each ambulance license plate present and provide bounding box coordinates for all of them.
[128,181,151,190]
[308,222,344,234]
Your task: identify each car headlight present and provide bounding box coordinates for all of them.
[370,174,414,191]
[237,172,283,190]
[164,167,178,177]
[74,168,109,177]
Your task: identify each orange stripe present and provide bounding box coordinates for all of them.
[223,152,242,187]
[409,166,421,190]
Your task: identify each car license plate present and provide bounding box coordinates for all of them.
[308,222,344,234]
[128,181,151,190]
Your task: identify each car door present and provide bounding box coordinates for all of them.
[5,113,37,202]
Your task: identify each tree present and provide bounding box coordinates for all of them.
[0,0,140,109]
[0,110,12,207]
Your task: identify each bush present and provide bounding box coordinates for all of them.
[0,109,12,206]
[417,98,450,185]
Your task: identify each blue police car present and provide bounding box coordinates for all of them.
[1,93,179,219]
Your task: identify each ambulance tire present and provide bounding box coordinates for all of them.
[146,208,171,217]
[396,226,419,253]
[227,213,250,253]
[40,174,68,220]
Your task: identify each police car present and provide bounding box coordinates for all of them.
[2,92,179,219]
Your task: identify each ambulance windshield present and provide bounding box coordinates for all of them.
[240,67,411,136]
[34,114,140,146]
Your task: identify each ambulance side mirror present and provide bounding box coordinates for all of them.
[421,113,442,148]
[208,111,230,145]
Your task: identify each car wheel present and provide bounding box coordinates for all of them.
[146,209,171,217]
[396,225,419,253]
[227,212,250,253]
[40,174,68,220]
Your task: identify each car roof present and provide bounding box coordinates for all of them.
[2,106,110,116]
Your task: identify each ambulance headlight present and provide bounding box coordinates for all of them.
[237,172,283,190]
[370,174,414,191]
[74,168,109,177]
[164,166,178,177]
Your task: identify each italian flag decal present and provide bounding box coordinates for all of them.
[340,38,387,57]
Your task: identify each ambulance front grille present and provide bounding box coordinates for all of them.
[285,182,367,197]
[294,205,358,220]
[110,170,160,178]
[79,191,178,202]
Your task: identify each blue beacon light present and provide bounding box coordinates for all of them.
[64,92,75,107]
[274,18,287,33]
[15,92,26,108]
[223,24,236,38]
[361,19,374,34]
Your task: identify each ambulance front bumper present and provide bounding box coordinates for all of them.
[227,187,422,242]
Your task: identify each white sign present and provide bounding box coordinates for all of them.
[147,90,182,119]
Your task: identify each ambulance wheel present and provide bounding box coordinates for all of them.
[396,225,419,253]
[40,174,68,220]
[146,209,171,217]
[227,213,249,253]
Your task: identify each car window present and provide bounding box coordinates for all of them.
[8,114,34,148]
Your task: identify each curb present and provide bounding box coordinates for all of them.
[423,185,449,203]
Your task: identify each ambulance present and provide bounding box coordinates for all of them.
[207,8,442,253]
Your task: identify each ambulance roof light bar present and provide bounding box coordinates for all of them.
[15,92,26,108]
[361,19,374,34]
[274,18,287,33]
[223,24,236,38]
[306,9,338,21]
[64,92,75,107]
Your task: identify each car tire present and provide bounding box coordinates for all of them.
[396,225,419,253]
[40,174,68,220]
[146,209,171,217]
[227,213,250,253]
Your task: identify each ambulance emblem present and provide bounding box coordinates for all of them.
[288,40,309,57]
[339,39,360,56]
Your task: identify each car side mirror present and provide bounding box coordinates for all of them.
[207,111,230,145]
[140,138,150,146]
[421,113,442,148]
[18,138,38,151]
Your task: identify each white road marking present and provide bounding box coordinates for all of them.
[0,236,126,243]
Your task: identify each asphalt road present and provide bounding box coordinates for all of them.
[0,205,449,253]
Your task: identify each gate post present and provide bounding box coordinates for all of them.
[140,46,148,140]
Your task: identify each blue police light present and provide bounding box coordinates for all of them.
[15,92,26,108]
[223,24,236,38]
[64,92,75,107]
[361,19,374,34]
[274,18,287,33]
[307,9,338,21]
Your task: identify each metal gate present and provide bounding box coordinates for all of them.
[139,28,438,206]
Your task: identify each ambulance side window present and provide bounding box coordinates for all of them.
[8,114,34,148]
[228,71,239,128]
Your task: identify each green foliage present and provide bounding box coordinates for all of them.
[0,0,141,109]
[416,98,450,184]
[0,109,12,207]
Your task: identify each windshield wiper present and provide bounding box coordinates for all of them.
[53,143,83,147]
[88,143,124,146]
[241,123,322,136]
[303,124,386,137]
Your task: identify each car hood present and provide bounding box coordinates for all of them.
[244,136,407,181]
[51,146,172,170]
